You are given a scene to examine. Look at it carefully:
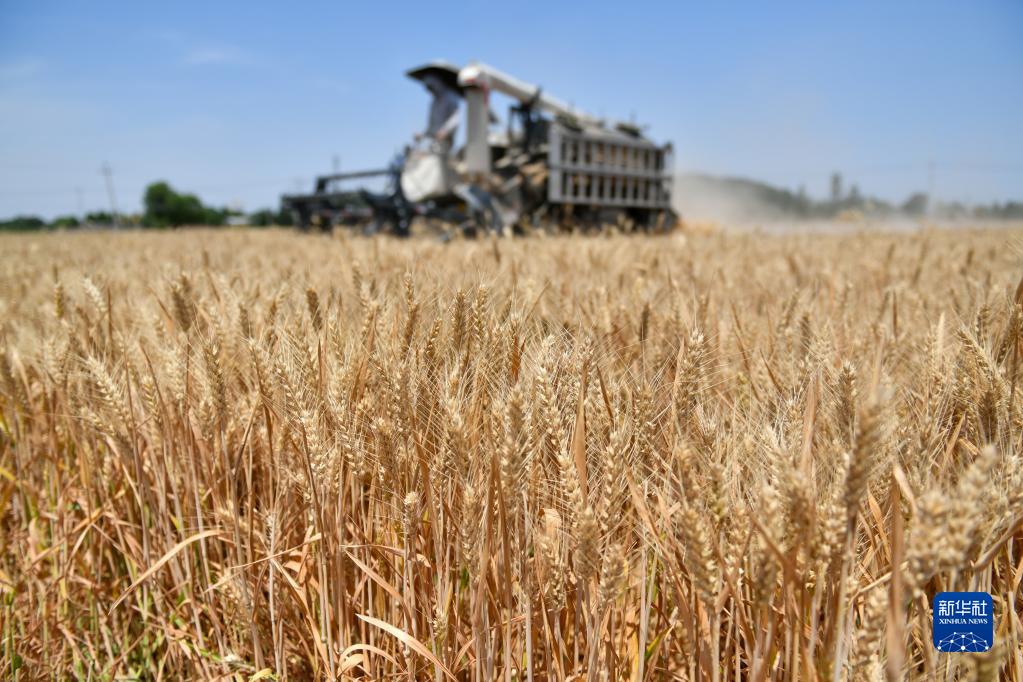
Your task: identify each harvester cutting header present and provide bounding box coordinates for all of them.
[282,60,675,235]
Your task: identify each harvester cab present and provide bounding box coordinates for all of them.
[281,60,675,235]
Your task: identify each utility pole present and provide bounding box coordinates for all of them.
[927,160,936,215]
[332,155,340,173]
[100,162,120,228]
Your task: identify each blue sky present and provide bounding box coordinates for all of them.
[1,1,1021,218]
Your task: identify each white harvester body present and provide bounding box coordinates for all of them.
[284,59,675,233]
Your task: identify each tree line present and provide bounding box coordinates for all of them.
[2,177,1021,231]
[0,181,293,231]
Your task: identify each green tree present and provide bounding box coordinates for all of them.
[51,215,80,229]
[248,207,294,227]
[85,211,115,225]
[901,192,929,216]
[0,215,46,231]
[142,181,226,227]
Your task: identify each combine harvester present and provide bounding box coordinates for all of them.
[282,61,675,235]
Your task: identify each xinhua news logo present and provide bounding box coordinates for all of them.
[932,592,993,652]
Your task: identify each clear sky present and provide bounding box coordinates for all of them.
[1,0,1021,219]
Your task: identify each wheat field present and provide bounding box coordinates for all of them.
[0,226,1021,680]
